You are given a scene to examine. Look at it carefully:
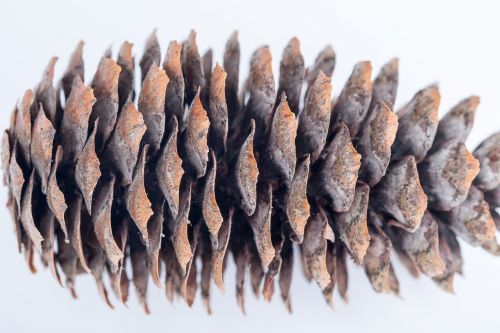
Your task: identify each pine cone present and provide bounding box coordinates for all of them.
[2,30,499,313]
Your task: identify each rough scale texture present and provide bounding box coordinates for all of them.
[2,30,499,314]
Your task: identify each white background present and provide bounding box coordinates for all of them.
[1,0,499,332]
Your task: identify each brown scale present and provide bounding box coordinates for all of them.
[2,30,499,315]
